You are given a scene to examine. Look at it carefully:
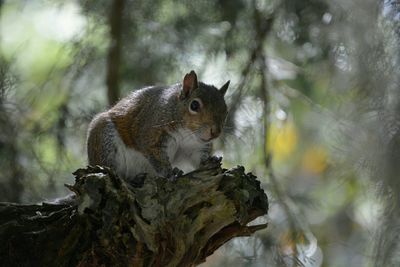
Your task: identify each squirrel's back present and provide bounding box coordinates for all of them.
[87,84,181,178]
[108,85,180,148]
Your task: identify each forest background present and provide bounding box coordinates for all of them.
[1,0,400,266]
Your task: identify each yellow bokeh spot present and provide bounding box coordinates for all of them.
[267,122,298,161]
[302,145,328,174]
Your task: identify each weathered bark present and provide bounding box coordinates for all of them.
[0,159,268,267]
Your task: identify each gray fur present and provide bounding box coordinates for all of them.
[87,77,229,180]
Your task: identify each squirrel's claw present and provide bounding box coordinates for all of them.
[167,167,184,181]
[200,156,222,168]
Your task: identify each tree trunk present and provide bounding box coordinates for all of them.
[0,159,268,267]
[106,0,125,106]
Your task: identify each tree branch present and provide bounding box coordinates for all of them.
[106,0,125,106]
[0,159,268,267]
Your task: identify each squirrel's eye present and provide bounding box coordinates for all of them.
[189,99,201,113]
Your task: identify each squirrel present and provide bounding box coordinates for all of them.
[87,70,229,181]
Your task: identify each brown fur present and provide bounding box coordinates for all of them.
[87,113,110,166]
[86,71,229,178]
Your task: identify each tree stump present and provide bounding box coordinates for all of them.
[0,159,268,267]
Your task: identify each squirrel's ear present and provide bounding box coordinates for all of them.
[182,70,198,99]
[219,80,230,96]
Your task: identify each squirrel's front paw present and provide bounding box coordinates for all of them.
[200,156,222,168]
[167,167,183,181]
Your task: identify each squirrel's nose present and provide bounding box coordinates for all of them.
[210,126,221,138]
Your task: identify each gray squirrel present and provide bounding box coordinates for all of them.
[87,70,229,180]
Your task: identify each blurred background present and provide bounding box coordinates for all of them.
[1,0,400,266]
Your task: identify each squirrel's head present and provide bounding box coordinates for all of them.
[178,70,229,142]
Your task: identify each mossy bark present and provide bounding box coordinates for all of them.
[0,160,268,267]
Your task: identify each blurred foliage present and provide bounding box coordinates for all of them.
[1,0,400,266]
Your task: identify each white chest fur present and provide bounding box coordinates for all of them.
[112,127,207,179]
[112,130,157,179]
[166,128,207,173]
